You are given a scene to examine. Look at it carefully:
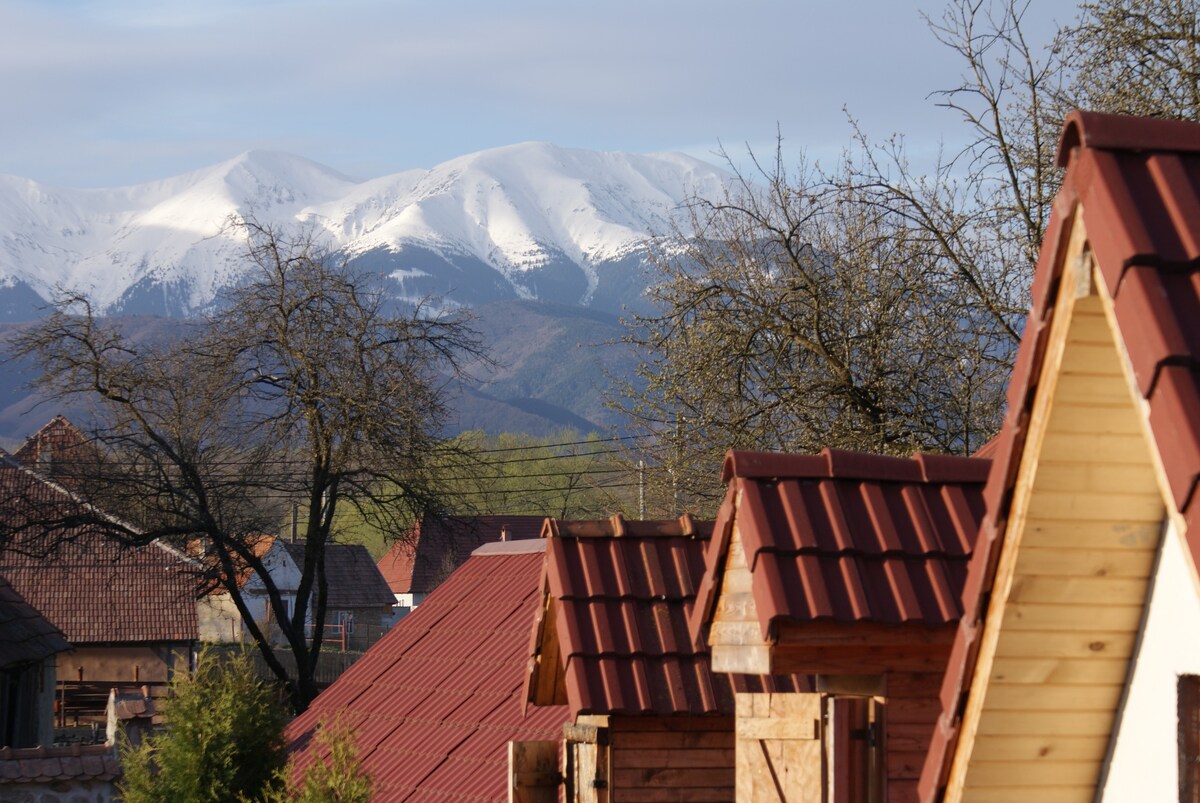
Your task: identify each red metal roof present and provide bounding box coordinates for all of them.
[0,458,198,645]
[0,744,120,784]
[0,574,69,667]
[920,110,1200,799]
[376,515,545,595]
[286,539,569,802]
[540,514,809,717]
[691,449,989,643]
[279,541,395,609]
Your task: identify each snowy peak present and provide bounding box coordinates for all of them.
[0,144,729,318]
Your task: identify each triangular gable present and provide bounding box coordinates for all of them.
[922,111,1200,802]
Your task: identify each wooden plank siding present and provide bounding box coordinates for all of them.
[949,243,1166,801]
[609,715,737,802]
[709,522,772,676]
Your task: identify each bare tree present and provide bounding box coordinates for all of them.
[10,219,485,712]
[1066,0,1200,120]
[617,147,1010,511]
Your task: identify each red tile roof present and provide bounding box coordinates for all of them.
[12,416,91,471]
[377,514,545,595]
[278,541,395,609]
[0,744,120,784]
[0,458,198,645]
[286,539,569,801]
[691,449,989,643]
[0,574,69,667]
[539,514,808,717]
[920,110,1200,798]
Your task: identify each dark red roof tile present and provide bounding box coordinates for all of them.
[0,744,120,784]
[540,515,807,717]
[0,458,198,645]
[695,450,988,644]
[286,541,568,801]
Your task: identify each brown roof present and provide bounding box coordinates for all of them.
[279,541,394,609]
[376,514,545,595]
[12,416,91,469]
[0,458,198,645]
[0,744,120,784]
[920,110,1200,797]
[539,514,808,717]
[286,539,568,801]
[691,449,989,643]
[0,574,70,667]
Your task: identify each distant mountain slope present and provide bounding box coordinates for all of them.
[0,300,641,446]
[0,144,727,319]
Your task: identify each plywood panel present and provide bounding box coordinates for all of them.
[965,760,1100,787]
[1021,521,1160,551]
[1006,575,1150,606]
[735,693,824,803]
[1013,546,1157,578]
[988,657,1131,685]
[974,710,1115,736]
[982,682,1124,711]
[993,630,1137,659]
[1003,602,1143,632]
[970,734,1110,762]
[1024,489,1165,522]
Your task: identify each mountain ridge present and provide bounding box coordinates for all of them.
[0,144,728,318]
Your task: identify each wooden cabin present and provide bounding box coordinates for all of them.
[688,449,989,801]
[918,111,1200,802]
[520,514,808,803]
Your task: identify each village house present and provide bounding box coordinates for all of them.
[376,514,544,615]
[0,453,199,729]
[286,537,570,800]
[687,448,989,801]
[198,536,395,652]
[915,111,1200,802]
[520,514,808,802]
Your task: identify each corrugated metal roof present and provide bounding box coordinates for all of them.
[0,573,70,667]
[0,459,198,645]
[286,541,569,802]
[691,449,989,644]
[377,514,545,595]
[921,110,1200,799]
[541,514,808,717]
[279,541,394,609]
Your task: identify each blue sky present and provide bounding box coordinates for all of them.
[1,0,1078,187]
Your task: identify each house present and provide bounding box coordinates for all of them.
[285,538,570,801]
[0,454,198,728]
[687,448,989,801]
[0,574,69,748]
[521,513,808,802]
[11,416,96,487]
[198,536,395,652]
[376,514,544,614]
[917,111,1200,802]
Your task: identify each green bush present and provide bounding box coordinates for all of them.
[118,649,287,803]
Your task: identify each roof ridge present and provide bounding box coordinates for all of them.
[723,448,989,484]
[1058,110,1200,166]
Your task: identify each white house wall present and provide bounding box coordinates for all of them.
[1102,519,1200,801]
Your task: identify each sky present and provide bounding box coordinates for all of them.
[1,0,1080,188]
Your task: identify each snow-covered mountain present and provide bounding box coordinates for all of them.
[0,144,729,319]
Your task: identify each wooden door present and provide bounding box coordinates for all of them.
[735,692,825,802]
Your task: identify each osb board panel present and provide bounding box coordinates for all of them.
[735,693,823,803]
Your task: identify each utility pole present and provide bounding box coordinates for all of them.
[637,460,646,518]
